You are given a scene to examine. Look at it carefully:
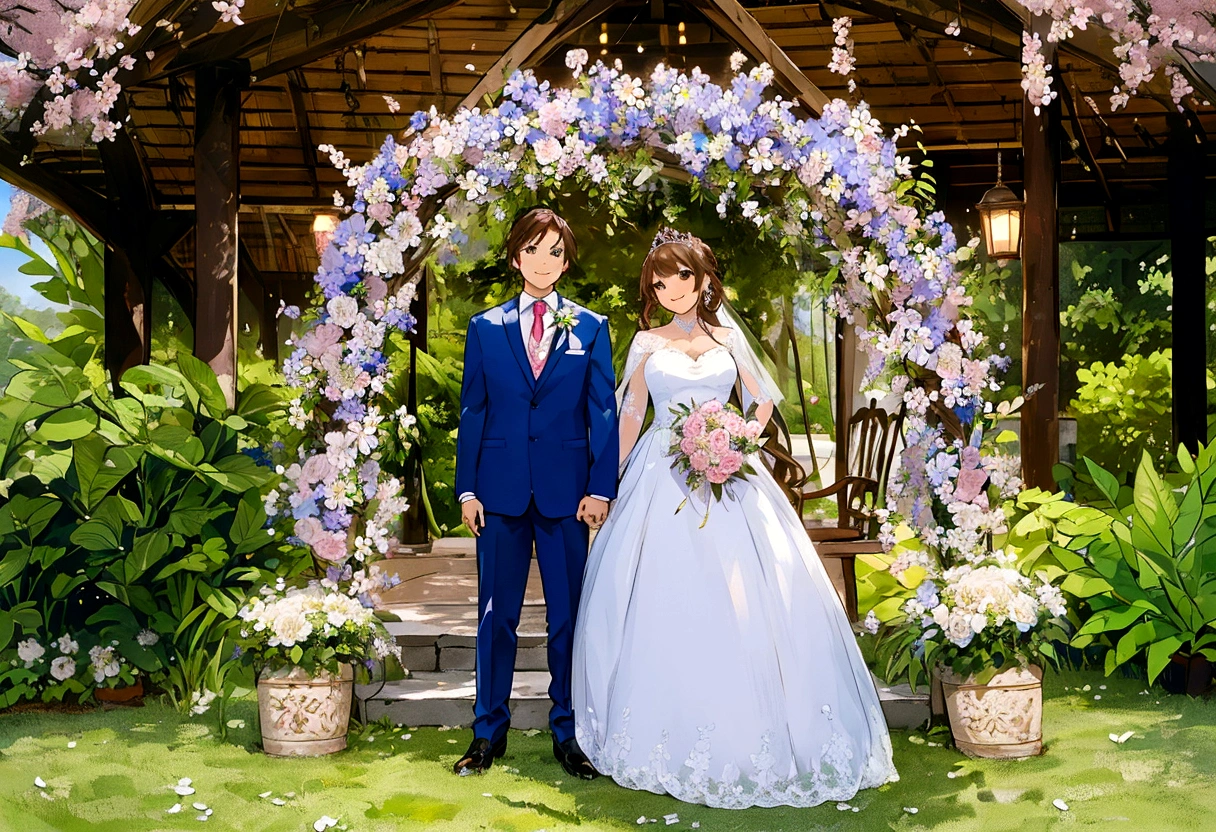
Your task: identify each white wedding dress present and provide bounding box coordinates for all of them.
[572,331,898,809]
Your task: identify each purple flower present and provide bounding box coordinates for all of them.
[409,111,428,131]
[334,398,367,423]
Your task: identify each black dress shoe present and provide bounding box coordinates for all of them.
[553,737,599,780]
[453,735,507,775]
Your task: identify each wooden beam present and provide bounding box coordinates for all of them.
[457,0,619,113]
[287,70,321,199]
[427,20,446,110]
[194,62,247,409]
[1020,16,1061,491]
[828,0,1020,60]
[1169,111,1208,453]
[1058,80,1117,233]
[0,139,110,241]
[896,23,965,141]
[689,0,831,113]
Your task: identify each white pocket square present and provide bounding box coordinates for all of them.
[567,349,586,356]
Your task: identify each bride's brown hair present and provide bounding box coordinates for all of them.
[638,235,726,331]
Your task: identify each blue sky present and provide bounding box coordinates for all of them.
[0,178,60,310]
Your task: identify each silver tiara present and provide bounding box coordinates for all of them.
[650,227,696,252]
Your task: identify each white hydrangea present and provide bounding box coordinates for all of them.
[17,638,44,667]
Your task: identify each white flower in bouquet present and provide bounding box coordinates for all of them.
[55,634,78,655]
[87,645,121,683]
[270,610,314,648]
[50,656,76,681]
[17,638,45,667]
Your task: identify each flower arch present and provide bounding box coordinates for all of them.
[269,50,1023,595]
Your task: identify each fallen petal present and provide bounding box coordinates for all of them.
[175,785,196,796]
[637,817,647,825]
[1053,799,1069,811]
[1119,731,1134,743]
[167,804,182,814]
[34,777,46,788]
[193,802,207,810]
[904,807,919,814]
[196,816,209,822]
[259,791,273,799]
[272,798,286,806]
[67,742,76,749]
[836,802,851,811]
[313,816,340,832]
[178,777,193,786]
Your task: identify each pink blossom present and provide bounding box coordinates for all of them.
[707,428,731,456]
[365,276,388,304]
[293,516,323,544]
[743,421,764,441]
[300,323,343,358]
[312,532,348,562]
[301,454,335,486]
[707,466,731,484]
[721,412,746,436]
[701,399,724,414]
[682,413,706,439]
[719,450,744,475]
[689,451,711,472]
[679,437,699,456]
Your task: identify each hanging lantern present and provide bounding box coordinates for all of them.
[312,213,338,257]
[976,150,1023,260]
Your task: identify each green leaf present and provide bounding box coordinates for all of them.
[176,353,230,417]
[148,424,205,468]
[197,583,239,618]
[290,645,304,664]
[0,548,32,588]
[0,612,13,653]
[73,438,143,512]
[124,531,170,583]
[1147,636,1186,684]
[230,491,269,555]
[1083,457,1122,506]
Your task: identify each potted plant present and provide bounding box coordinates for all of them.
[237,580,401,756]
[868,546,1068,758]
[1049,451,1216,696]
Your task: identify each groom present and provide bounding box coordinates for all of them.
[453,207,618,778]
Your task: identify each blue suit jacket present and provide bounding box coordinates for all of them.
[455,295,619,518]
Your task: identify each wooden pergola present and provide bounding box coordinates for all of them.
[2,0,1214,490]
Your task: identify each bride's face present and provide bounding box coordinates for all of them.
[651,264,701,318]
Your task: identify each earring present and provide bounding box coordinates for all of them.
[702,287,713,307]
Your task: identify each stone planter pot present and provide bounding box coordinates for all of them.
[940,665,1043,759]
[1160,653,1213,697]
[94,678,144,703]
[257,664,354,756]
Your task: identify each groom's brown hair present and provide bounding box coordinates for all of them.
[505,207,577,270]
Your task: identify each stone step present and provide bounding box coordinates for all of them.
[357,670,929,731]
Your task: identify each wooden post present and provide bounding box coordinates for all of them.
[398,270,432,552]
[103,245,150,387]
[1020,19,1061,491]
[1169,112,1207,453]
[194,62,247,408]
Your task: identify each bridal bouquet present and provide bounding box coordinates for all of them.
[667,398,764,526]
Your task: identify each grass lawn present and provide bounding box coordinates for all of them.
[0,669,1213,832]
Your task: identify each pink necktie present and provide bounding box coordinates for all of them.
[530,300,548,343]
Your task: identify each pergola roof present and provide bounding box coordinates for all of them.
[5,0,1215,281]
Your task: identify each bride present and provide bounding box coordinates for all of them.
[572,229,898,809]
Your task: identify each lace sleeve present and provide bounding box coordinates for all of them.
[725,329,771,405]
[616,330,663,471]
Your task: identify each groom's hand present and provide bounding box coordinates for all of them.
[461,498,485,536]
[577,496,609,529]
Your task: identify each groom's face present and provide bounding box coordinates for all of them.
[513,229,570,295]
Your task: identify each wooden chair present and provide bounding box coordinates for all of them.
[800,398,904,620]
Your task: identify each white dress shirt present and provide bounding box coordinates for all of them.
[460,291,609,507]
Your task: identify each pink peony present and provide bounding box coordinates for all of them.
[312,532,348,562]
[300,454,335,486]
[707,466,730,484]
[707,428,731,455]
[701,399,724,414]
[743,420,764,441]
[682,413,706,439]
[293,516,323,545]
[300,323,344,358]
[689,451,711,472]
[719,450,744,475]
[366,201,393,225]
[722,412,746,436]
[679,437,699,456]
